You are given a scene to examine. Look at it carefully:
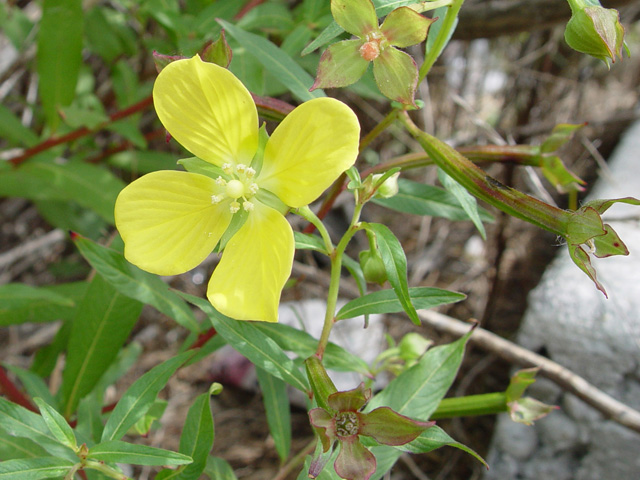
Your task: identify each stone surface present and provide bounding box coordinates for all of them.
[485,121,640,480]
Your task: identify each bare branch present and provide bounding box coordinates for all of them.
[419,310,640,434]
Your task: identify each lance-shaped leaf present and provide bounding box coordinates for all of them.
[366,223,419,325]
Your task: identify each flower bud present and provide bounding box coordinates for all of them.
[359,248,387,285]
[373,172,400,199]
[564,0,626,66]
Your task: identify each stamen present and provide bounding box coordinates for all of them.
[236,164,247,174]
[215,176,226,186]
[245,167,256,178]
[222,163,233,175]
[248,183,259,195]
[229,201,240,214]
[211,194,222,204]
[243,201,254,212]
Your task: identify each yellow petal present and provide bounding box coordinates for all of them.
[115,171,232,275]
[153,55,258,167]
[207,203,294,322]
[258,97,360,208]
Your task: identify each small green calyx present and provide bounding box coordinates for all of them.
[564,0,627,66]
[312,0,432,105]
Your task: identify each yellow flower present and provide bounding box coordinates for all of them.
[114,55,360,322]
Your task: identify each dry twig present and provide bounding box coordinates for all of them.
[419,310,640,434]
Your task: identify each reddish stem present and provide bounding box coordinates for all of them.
[235,0,267,19]
[87,128,165,164]
[8,95,154,167]
[189,327,218,350]
[0,366,38,413]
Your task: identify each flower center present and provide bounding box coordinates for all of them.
[211,163,260,214]
[359,32,386,61]
[226,179,245,198]
[335,411,359,437]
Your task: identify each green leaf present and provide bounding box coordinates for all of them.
[218,19,324,102]
[366,223,418,325]
[179,293,309,392]
[253,323,370,375]
[2,365,56,408]
[101,350,195,442]
[237,2,294,33]
[0,457,75,480]
[438,169,486,240]
[336,287,465,320]
[401,425,487,466]
[0,398,76,461]
[204,456,237,480]
[172,391,215,480]
[373,179,493,222]
[61,274,143,417]
[343,254,367,299]
[109,150,179,174]
[36,0,83,130]
[88,440,192,466]
[0,159,125,224]
[0,104,39,147]
[0,426,49,459]
[256,367,291,462]
[131,399,167,436]
[367,332,472,419]
[0,284,75,326]
[73,235,201,332]
[294,231,327,253]
[33,398,77,451]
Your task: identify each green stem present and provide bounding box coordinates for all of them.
[420,0,465,82]
[361,144,541,177]
[430,392,508,419]
[316,203,364,359]
[399,111,570,236]
[359,109,399,152]
[295,205,335,254]
[84,460,129,480]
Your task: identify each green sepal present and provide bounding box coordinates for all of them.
[331,0,377,37]
[380,7,433,48]
[373,47,418,106]
[305,355,338,414]
[311,39,369,90]
[201,30,232,68]
[178,157,227,180]
[564,2,626,66]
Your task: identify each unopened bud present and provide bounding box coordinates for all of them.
[564,0,626,66]
[373,172,400,199]
[359,249,387,286]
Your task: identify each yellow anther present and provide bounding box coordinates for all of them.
[211,194,223,204]
[243,201,255,212]
[229,201,240,214]
[248,183,259,195]
[236,164,247,173]
[222,163,233,175]
[245,167,256,178]
[215,176,226,186]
